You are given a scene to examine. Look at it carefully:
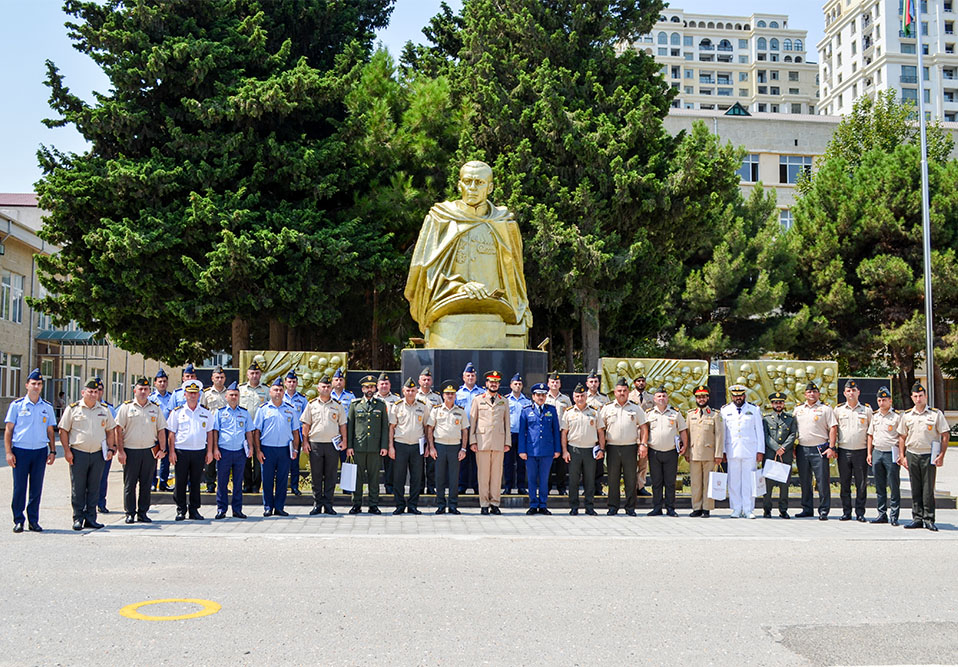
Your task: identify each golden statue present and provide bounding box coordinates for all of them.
[404,161,531,349]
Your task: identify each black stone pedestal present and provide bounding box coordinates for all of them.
[401,349,548,386]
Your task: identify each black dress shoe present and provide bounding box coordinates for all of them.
[702,510,710,517]
[626,509,637,516]
[779,512,789,519]
[124,515,136,524]
[502,488,513,495]
[97,506,110,514]
[263,509,273,517]
[448,508,460,515]
[666,509,678,517]
[925,521,939,532]
[647,509,663,516]
[871,515,889,524]
[518,488,527,495]
[890,518,899,526]
[349,506,362,515]
[690,509,703,518]
[232,510,247,519]
[489,506,501,515]
[393,508,405,515]
[205,485,215,494]
[136,514,152,523]
[309,506,322,515]
[323,507,337,516]
[904,520,924,529]
[84,520,104,529]
[481,507,490,515]
[856,516,866,523]
[607,508,618,515]
[369,507,382,515]
[73,520,84,531]
[557,488,567,495]
[818,515,828,521]
[175,513,186,521]
[638,488,652,497]
[28,523,42,532]
[408,508,422,515]
[159,483,171,492]
[585,508,598,516]
[214,512,226,520]
[274,509,289,517]
[762,510,771,518]
[13,522,23,533]
[188,511,205,520]
[795,511,813,518]
[435,507,446,515]
[290,487,301,496]
[526,508,537,515]
[839,514,851,521]
[569,508,579,515]
[427,487,436,495]
[538,508,552,515]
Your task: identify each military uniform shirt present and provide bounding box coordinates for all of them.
[59,401,117,453]
[213,405,254,451]
[508,393,533,433]
[835,402,873,450]
[375,391,402,407]
[561,404,605,448]
[201,386,229,411]
[867,409,902,452]
[793,401,838,445]
[763,411,798,461]
[600,400,648,445]
[428,403,469,444]
[148,389,175,419]
[586,391,610,412]
[254,401,300,448]
[647,407,687,452]
[300,397,346,443]
[686,406,725,460]
[898,406,949,455]
[455,384,483,415]
[417,389,443,408]
[171,387,188,409]
[390,399,430,444]
[546,391,572,411]
[469,393,510,451]
[167,404,214,451]
[348,397,389,452]
[284,391,308,435]
[331,388,355,414]
[628,389,654,411]
[4,396,55,449]
[238,382,268,418]
[115,399,167,449]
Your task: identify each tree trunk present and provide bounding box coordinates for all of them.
[371,288,380,370]
[286,326,299,351]
[562,328,574,373]
[580,295,600,373]
[933,361,946,411]
[269,318,286,350]
[231,317,249,367]
[893,348,916,408]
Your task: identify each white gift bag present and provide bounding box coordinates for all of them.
[707,470,728,501]
[753,470,767,497]
[763,458,790,484]
[340,460,358,492]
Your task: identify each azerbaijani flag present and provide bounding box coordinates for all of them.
[903,0,915,36]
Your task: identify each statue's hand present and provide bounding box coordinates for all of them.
[522,309,533,328]
[460,281,492,300]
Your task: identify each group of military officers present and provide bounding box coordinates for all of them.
[3,361,950,532]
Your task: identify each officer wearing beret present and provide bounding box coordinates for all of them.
[426,380,469,514]
[647,386,688,517]
[374,372,401,494]
[253,377,301,517]
[347,375,389,514]
[628,373,653,497]
[793,382,838,520]
[211,381,255,520]
[201,366,229,494]
[866,386,901,525]
[600,377,648,516]
[389,377,431,514]
[835,379,873,522]
[585,370,609,496]
[94,377,118,515]
[561,383,605,515]
[470,370,511,514]
[300,374,346,516]
[456,362,482,495]
[686,385,724,518]
[149,368,175,491]
[898,382,949,531]
[505,373,531,496]
[59,378,117,530]
[282,371,308,497]
[115,377,168,523]
[763,391,797,519]
[240,361,268,493]
[330,367,355,413]
[416,367,441,496]
[168,379,214,521]
[545,371,572,495]
[518,383,561,514]
[4,368,56,533]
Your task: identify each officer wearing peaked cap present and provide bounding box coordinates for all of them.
[301,371,345,515]
[416,367,441,496]
[561,382,605,515]
[282,370,308,497]
[94,377,118,515]
[763,391,797,519]
[686,385,724,518]
[545,371,572,495]
[347,375,389,514]
[470,371,510,514]
[201,366,229,494]
[519,383,561,514]
[5,368,56,533]
[388,377,431,514]
[600,377,648,516]
[585,370,609,496]
[375,372,401,494]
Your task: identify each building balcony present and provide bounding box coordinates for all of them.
[901,75,919,83]
[699,45,715,51]
[717,45,733,52]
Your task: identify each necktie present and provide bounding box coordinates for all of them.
[737,406,742,414]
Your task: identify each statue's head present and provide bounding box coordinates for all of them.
[458,161,494,207]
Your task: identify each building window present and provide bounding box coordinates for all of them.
[65,363,82,402]
[739,39,748,49]
[758,103,768,112]
[784,39,793,51]
[795,39,803,51]
[757,37,767,50]
[658,32,667,44]
[771,71,780,80]
[780,155,812,184]
[684,36,693,47]
[903,42,916,54]
[738,154,760,182]
[791,103,802,113]
[770,86,780,95]
[111,371,126,404]
[780,209,794,230]
[0,271,25,324]
[770,38,780,51]
[0,353,22,398]
[789,88,800,94]
[684,85,694,94]
[739,72,749,81]
[789,71,800,81]
[739,88,749,96]
[658,47,668,56]
[739,55,749,64]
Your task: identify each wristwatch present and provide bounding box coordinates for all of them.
[459,448,467,452]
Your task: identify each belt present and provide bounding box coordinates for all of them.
[606,441,637,446]
[434,441,460,447]
[395,441,419,447]
[309,441,334,445]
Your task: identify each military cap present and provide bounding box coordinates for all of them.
[248,361,263,372]
[419,367,432,377]
[227,380,239,391]
[155,368,168,379]
[587,369,600,380]
[317,374,332,384]
[548,371,560,381]
[876,386,892,399]
[441,380,457,394]
[378,372,390,383]
[511,373,523,383]
[183,363,196,374]
[212,365,225,374]
[84,378,99,390]
[653,386,668,395]
[768,391,787,402]
[485,370,502,382]
[285,370,298,380]
[844,379,858,390]
[805,381,819,392]
[912,381,926,394]
[183,379,203,393]
[94,377,104,390]
[360,374,377,387]
[573,382,586,394]
[403,377,417,389]
[332,368,344,379]
[729,384,747,397]
[270,376,284,387]
[615,377,629,388]
[463,362,476,374]
[693,385,710,396]
[531,383,548,394]
[134,377,150,388]
[26,368,42,381]
[634,374,645,381]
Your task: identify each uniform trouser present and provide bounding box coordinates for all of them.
[549,456,568,492]
[352,451,381,509]
[838,448,868,518]
[434,443,461,510]
[173,449,205,514]
[153,435,171,488]
[122,448,155,516]
[418,456,436,494]
[204,459,217,489]
[763,470,790,514]
[906,452,936,522]
[98,456,112,508]
[215,449,246,512]
[595,454,605,493]
[636,456,649,491]
[649,449,679,512]
[568,447,597,510]
[797,444,831,516]
[727,457,756,515]
[606,444,638,510]
[308,441,338,509]
[261,446,291,512]
[70,450,104,522]
[243,456,262,492]
[503,434,525,491]
[526,455,553,508]
[458,448,478,493]
[289,451,300,491]
[383,453,394,492]
[476,449,504,508]
[393,442,422,510]
[689,460,715,511]
[872,449,901,521]
[11,446,47,525]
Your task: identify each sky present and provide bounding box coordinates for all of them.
[0,0,824,194]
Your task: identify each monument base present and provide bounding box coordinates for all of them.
[426,314,527,349]
[401,348,548,387]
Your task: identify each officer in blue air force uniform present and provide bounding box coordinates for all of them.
[95,377,118,514]
[505,373,532,495]
[149,368,176,491]
[4,368,56,533]
[283,371,308,496]
[253,377,301,517]
[171,363,198,409]
[212,381,256,520]
[518,383,561,515]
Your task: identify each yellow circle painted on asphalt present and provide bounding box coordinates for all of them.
[118,598,221,621]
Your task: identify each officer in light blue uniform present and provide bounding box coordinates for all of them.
[4,368,56,532]
[330,367,355,467]
[171,363,197,408]
[95,377,118,514]
[253,377,301,517]
[212,381,255,520]
[283,371,308,495]
[149,369,176,491]
[518,383,561,514]
[505,373,532,495]
[456,361,483,494]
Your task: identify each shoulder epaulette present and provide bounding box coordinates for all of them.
[150,399,160,406]
[331,398,341,404]
[173,405,183,411]
[905,408,915,413]
[837,402,846,408]
[69,401,79,407]
[627,400,638,406]
[565,405,575,411]
[124,399,133,404]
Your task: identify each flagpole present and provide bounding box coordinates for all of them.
[914,2,936,408]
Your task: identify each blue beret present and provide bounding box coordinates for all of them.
[227,380,239,391]
[511,373,522,383]
[285,371,297,380]
[333,368,344,379]
[271,376,284,387]
[463,362,476,373]
[531,383,548,394]
[155,369,168,379]
[27,368,42,381]
[183,363,195,374]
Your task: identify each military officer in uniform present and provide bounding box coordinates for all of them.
[470,370,510,515]
[898,382,949,531]
[211,381,255,519]
[561,383,605,515]
[629,373,653,498]
[171,363,198,408]
[300,374,346,516]
[330,367,355,412]
[835,380,873,522]
[239,361,268,493]
[505,373,531,496]
[149,369,175,491]
[346,375,389,514]
[721,384,764,519]
[545,372,572,495]
[427,380,469,514]
[866,386,901,525]
[201,365,228,494]
[253,377,301,517]
[686,385,724,518]
[4,368,56,533]
[375,372,401,494]
[168,379,214,521]
[600,377,648,516]
[793,382,838,520]
[646,386,688,517]
[115,377,168,524]
[416,367,441,495]
[518,383,561,514]
[585,370,609,495]
[94,377,117,514]
[283,371,308,496]
[763,391,797,519]
[456,362,482,495]
[59,378,117,530]
[389,378,431,514]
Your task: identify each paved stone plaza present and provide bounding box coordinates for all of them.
[3,458,958,666]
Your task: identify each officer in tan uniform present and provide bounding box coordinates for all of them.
[600,377,648,516]
[686,385,724,517]
[470,370,510,515]
[793,382,838,520]
[240,361,268,493]
[629,374,653,497]
[585,370,609,495]
[427,380,469,514]
[835,380,873,522]
[646,387,687,517]
[561,383,605,515]
[416,367,441,496]
[201,366,228,493]
[544,371,572,495]
[301,374,347,516]
[59,378,117,531]
[898,382,949,531]
[389,378,431,515]
[376,372,402,494]
[866,386,901,525]
[115,377,167,524]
